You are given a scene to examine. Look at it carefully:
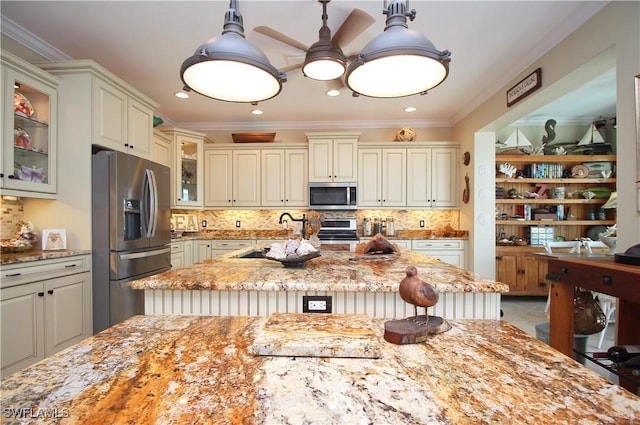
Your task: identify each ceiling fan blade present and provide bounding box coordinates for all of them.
[331,8,376,48]
[254,26,309,52]
[281,62,303,73]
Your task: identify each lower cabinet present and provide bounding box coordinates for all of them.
[495,247,548,295]
[211,240,255,258]
[1,260,91,378]
[411,239,466,268]
[192,240,213,263]
[171,240,193,268]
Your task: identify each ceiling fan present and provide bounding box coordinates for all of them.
[254,0,375,89]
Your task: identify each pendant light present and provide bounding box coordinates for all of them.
[346,0,451,98]
[180,0,286,103]
[302,0,347,81]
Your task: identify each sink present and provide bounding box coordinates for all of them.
[235,250,266,259]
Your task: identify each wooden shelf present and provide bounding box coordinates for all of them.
[496,198,608,204]
[496,177,615,184]
[496,154,616,163]
[496,220,615,226]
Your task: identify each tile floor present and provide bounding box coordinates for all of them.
[500,295,619,384]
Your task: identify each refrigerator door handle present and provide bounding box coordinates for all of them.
[119,247,171,260]
[144,169,158,238]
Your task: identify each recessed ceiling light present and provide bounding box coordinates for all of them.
[251,109,263,115]
[404,106,417,112]
[326,89,341,97]
[175,91,189,99]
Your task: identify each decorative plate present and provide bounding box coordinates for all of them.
[265,251,321,268]
[571,164,590,178]
[14,93,35,118]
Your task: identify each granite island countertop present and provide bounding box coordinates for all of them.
[1,315,637,424]
[131,246,507,293]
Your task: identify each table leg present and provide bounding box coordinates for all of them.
[549,281,574,358]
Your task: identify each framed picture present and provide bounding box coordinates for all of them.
[42,229,67,250]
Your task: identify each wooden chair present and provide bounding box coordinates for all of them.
[582,240,617,349]
[543,241,582,313]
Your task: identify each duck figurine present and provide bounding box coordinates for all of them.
[399,266,439,323]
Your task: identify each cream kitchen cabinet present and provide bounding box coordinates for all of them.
[92,78,155,158]
[170,240,193,269]
[1,254,92,378]
[152,128,172,168]
[204,148,261,208]
[192,240,213,264]
[162,128,205,208]
[307,133,359,182]
[407,147,459,208]
[358,148,406,207]
[261,148,308,207]
[211,240,255,258]
[1,50,59,198]
[411,239,466,268]
[39,60,158,161]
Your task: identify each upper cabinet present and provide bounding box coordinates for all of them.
[261,148,308,207]
[407,147,459,208]
[358,148,406,207]
[38,59,158,160]
[162,129,205,208]
[152,128,172,168]
[92,78,154,158]
[357,143,459,209]
[204,148,261,208]
[1,50,59,198]
[307,132,359,182]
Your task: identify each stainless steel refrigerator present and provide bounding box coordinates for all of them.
[92,149,171,334]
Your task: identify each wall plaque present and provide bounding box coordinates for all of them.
[507,68,542,107]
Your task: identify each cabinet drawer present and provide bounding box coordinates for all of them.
[210,240,255,249]
[412,240,463,250]
[170,242,184,254]
[387,239,411,249]
[1,255,91,289]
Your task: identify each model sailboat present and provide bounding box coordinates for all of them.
[578,124,605,145]
[497,128,533,154]
[572,124,611,154]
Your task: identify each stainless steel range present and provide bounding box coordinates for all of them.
[317,218,360,251]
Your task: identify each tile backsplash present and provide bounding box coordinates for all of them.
[172,209,460,234]
[1,197,24,239]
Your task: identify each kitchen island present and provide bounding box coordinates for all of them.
[132,246,508,319]
[1,314,638,424]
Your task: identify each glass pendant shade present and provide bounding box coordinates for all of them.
[346,0,451,98]
[180,1,285,103]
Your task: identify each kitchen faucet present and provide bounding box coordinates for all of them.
[279,213,308,240]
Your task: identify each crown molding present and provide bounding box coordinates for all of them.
[1,16,71,61]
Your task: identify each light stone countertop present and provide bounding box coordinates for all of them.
[131,245,507,293]
[1,315,638,424]
[0,249,92,266]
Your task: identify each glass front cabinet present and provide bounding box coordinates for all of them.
[1,51,58,198]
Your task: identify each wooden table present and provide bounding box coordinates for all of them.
[543,254,640,392]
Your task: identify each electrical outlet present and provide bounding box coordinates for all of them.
[308,300,326,310]
[201,220,207,228]
[420,220,425,228]
[235,220,241,228]
[303,295,332,313]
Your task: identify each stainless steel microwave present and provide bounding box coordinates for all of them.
[308,182,357,210]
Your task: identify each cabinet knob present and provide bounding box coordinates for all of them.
[603,275,613,285]
[0,173,3,178]
[7,174,16,179]
[38,292,45,297]
[48,289,54,295]
[496,256,503,260]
